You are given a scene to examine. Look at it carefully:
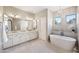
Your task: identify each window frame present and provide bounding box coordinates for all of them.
[65,14,76,24]
[54,16,61,25]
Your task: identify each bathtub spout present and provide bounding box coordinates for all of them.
[61,32,64,36]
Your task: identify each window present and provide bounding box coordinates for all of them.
[54,16,61,31]
[66,14,76,24]
[55,16,61,25]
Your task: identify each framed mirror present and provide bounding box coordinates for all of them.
[3,14,37,32]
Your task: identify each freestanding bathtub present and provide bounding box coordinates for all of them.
[50,35,76,51]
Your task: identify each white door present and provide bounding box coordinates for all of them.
[40,16,47,40]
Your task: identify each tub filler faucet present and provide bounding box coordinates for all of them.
[61,31,64,36]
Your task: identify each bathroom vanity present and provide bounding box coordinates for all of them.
[2,13,38,49]
[3,30,38,49]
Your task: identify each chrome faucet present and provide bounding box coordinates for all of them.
[61,31,64,36]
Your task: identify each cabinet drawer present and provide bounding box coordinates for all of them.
[3,39,12,49]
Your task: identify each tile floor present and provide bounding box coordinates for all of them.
[0,39,76,53]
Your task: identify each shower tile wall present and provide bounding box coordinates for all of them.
[52,7,77,38]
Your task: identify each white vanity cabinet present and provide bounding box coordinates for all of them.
[29,31,38,40]
[19,32,29,43]
[3,31,38,49]
[3,34,13,49]
[12,31,38,46]
[12,32,29,45]
[12,33,21,45]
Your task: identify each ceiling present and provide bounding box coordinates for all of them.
[14,6,70,14]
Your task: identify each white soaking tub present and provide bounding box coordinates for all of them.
[50,35,76,51]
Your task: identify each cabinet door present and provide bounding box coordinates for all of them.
[13,34,21,45]
[3,35,13,49]
[19,33,29,43]
[29,31,37,40]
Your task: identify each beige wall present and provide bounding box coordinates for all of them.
[35,9,48,41]
[77,7,79,49]
[52,7,77,32]
[47,9,53,35]
[62,7,77,32]
[51,7,77,38]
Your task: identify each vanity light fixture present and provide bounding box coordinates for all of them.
[8,13,14,17]
[4,14,8,18]
[15,15,21,18]
[37,20,39,22]
[8,13,21,19]
[10,14,15,17]
[26,17,33,20]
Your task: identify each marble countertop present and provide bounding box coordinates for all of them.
[7,30,38,35]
